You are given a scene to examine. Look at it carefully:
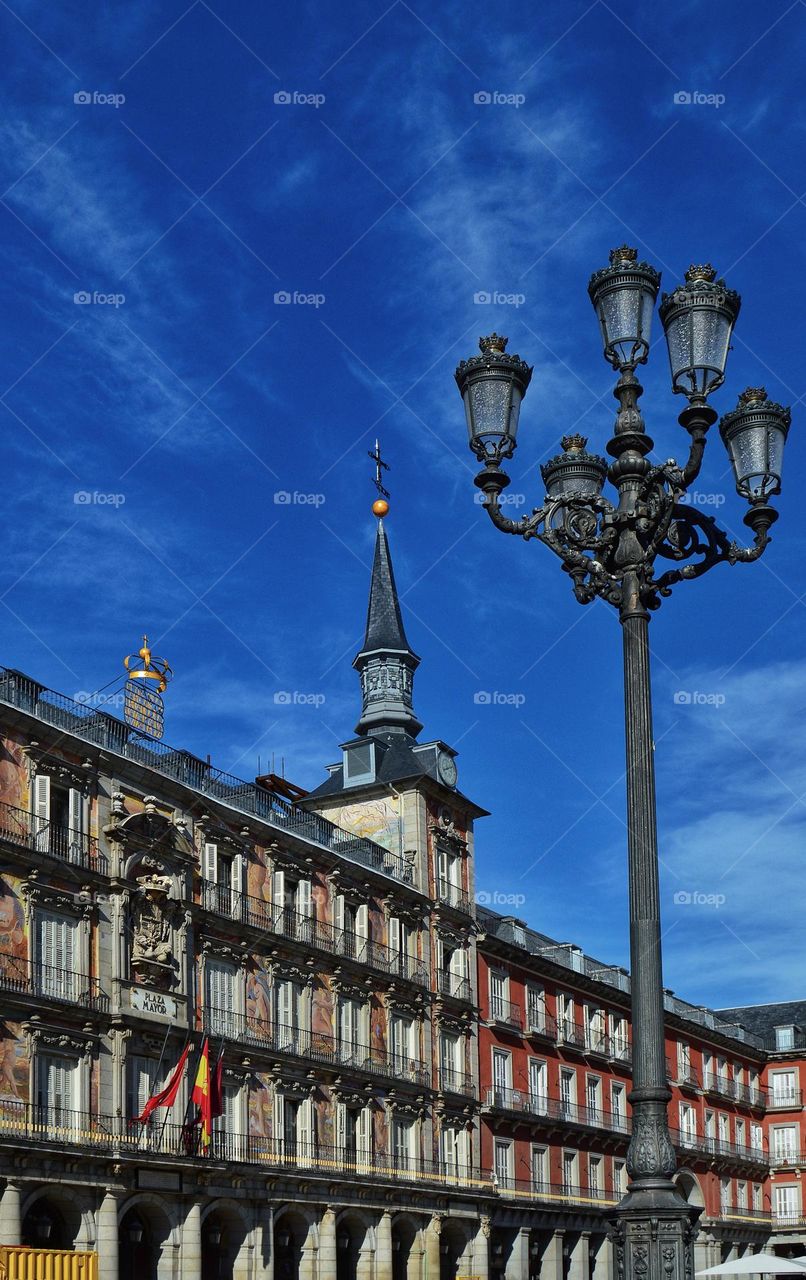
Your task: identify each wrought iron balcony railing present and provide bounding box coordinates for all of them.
[0,799,105,873]
[204,1008,431,1086]
[772,1214,806,1230]
[489,998,523,1031]
[525,1010,557,1041]
[489,1173,618,1208]
[0,951,108,1012]
[0,668,413,886]
[436,971,472,1002]
[557,1021,587,1051]
[484,1087,630,1134]
[436,881,473,914]
[438,1067,475,1097]
[770,1149,804,1167]
[670,1128,768,1166]
[767,1090,803,1111]
[702,1073,767,1107]
[667,1059,702,1090]
[0,1100,479,1188]
[199,882,428,987]
[715,1207,772,1225]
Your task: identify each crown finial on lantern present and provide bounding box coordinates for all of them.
[609,246,638,265]
[685,263,717,283]
[561,434,588,453]
[479,333,508,354]
[739,386,767,405]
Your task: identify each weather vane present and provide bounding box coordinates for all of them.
[368,439,390,518]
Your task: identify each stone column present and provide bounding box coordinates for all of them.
[0,1181,22,1247]
[376,1211,393,1280]
[591,1236,612,1280]
[97,1188,123,1280]
[542,1230,565,1280]
[568,1233,589,1280]
[183,1200,202,1280]
[319,1208,337,1280]
[472,1217,490,1280]
[425,1215,442,1278]
[256,1202,274,1280]
[298,1217,317,1280]
[505,1228,530,1280]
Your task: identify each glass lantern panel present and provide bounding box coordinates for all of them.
[766,425,786,482]
[507,385,523,441]
[664,313,693,388]
[468,375,511,442]
[690,306,731,393]
[601,287,641,350]
[733,425,769,483]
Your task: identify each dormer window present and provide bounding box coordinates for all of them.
[343,740,377,785]
[775,1025,796,1050]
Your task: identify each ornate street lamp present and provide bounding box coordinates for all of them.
[454,251,792,1280]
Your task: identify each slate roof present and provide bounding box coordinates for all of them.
[715,1001,806,1043]
[357,520,418,659]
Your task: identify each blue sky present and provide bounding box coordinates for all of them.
[1,0,805,1009]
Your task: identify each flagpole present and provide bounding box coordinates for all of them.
[136,1020,172,1150]
[211,1038,226,1158]
[180,1036,206,1157]
[154,1030,191,1155]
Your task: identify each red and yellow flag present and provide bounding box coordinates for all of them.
[191,1037,212,1150]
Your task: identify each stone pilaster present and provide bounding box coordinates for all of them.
[0,1181,22,1247]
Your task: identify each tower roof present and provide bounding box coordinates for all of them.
[353,518,421,738]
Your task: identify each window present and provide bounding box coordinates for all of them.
[562,1150,577,1193]
[528,1058,547,1112]
[560,1068,575,1117]
[737,1181,747,1210]
[752,1183,762,1211]
[492,1049,511,1103]
[439,1033,461,1091]
[773,1126,798,1161]
[703,1052,714,1087]
[441,1126,469,1182]
[445,945,469,999]
[274,978,304,1048]
[775,1184,800,1222]
[585,1006,606,1052]
[334,895,369,960]
[677,1041,692,1081]
[32,774,87,862]
[206,960,238,1038]
[271,871,312,941]
[558,993,575,1042]
[611,1082,626,1127]
[720,1178,731,1211]
[34,910,78,1001]
[494,1139,512,1189]
[337,1102,372,1168]
[586,1075,601,1122]
[589,1155,602,1197]
[735,1118,745,1149]
[734,1063,745,1086]
[531,1145,548,1192]
[610,1014,629,1060]
[213,1084,241,1157]
[37,1053,78,1130]
[338,996,366,1060]
[751,1122,763,1153]
[526,984,546,1033]
[390,1014,418,1079]
[705,1111,715,1144]
[679,1103,697,1146]
[613,1159,627,1196]
[392,1116,416,1169]
[388,917,414,978]
[437,848,462,906]
[771,1069,797,1105]
[718,1113,729,1144]
[775,1025,796,1051]
[489,971,508,1021]
[202,842,243,917]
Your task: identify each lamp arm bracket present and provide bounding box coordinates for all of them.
[653,504,770,594]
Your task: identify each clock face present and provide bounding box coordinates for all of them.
[438,751,457,788]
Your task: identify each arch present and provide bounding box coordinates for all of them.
[676,1169,706,1209]
[439,1218,473,1280]
[200,1198,252,1280]
[335,1211,375,1280]
[391,1214,421,1280]
[274,1207,317,1280]
[118,1192,179,1280]
[21,1186,95,1251]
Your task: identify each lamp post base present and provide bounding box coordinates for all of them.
[609,1185,701,1280]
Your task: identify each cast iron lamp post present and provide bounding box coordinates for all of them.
[454,247,792,1280]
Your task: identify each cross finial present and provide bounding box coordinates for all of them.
[368,439,390,500]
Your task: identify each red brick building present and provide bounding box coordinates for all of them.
[477,910,782,1280]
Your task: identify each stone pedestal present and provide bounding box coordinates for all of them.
[376,1211,393,1280]
[183,1200,202,1280]
[319,1208,337,1280]
[542,1231,565,1280]
[609,1190,700,1280]
[425,1215,442,1278]
[97,1189,122,1280]
[568,1233,590,1280]
[505,1227,530,1279]
[472,1219,490,1280]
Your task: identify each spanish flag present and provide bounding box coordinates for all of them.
[134,1042,190,1124]
[191,1038,212,1150]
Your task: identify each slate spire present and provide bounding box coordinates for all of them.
[353,518,422,738]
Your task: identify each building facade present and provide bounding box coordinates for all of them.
[0,511,802,1280]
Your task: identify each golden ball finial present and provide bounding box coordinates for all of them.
[372,498,390,518]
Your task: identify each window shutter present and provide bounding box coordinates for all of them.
[36,912,75,999]
[357,1104,372,1164]
[457,1127,469,1171]
[33,774,50,850]
[437,849,448,892]
[67,789,85,862]
[336,1101,346,1156]
[232,852,244,910]
[388,916,400,953]
[299,1097,315,1165]
[277,980,294,1032]
[355,903,369,941]
[334,894,345,935]
[274,1091,285,1154]
[435,937,444,973]
[296,879,312,928]
[204,842,218,884]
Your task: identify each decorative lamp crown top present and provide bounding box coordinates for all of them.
[561,434,588,453]
[609,246,638,265]
[124,635,172,692]
[479,333,508,354]
[685,264,717,283]
[739,386,767,405]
